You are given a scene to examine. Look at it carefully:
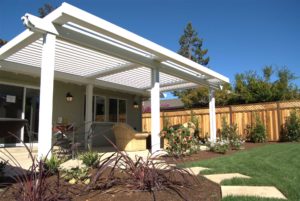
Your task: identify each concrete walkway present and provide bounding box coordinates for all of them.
[0,146,38,176]
[186,166,287,200]
[204,173,251,184]
[184,166,210,175]
[222,186,287,199]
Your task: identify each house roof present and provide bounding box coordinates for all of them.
[0,2,229,96]
[143,99,184,111]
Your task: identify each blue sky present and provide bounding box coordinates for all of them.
[1,0,299,99]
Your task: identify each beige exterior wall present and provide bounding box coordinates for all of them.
[0,70,142,133]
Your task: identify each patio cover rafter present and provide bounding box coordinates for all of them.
[85,63,141,79]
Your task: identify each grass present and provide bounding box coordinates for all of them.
[222,196,285,201]
[185,143,300,201]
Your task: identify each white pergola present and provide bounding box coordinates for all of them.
[0,3,229,158]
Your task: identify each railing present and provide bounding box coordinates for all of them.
[142,100,300,141]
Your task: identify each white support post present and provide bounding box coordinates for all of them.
[85,84,93,150]
[21,87,26,142]
[151,67,160,154]
[209,87,217,142]
[38,33,56,159]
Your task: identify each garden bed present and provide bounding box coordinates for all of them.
[1,168,221,201]
[161,142,267,165]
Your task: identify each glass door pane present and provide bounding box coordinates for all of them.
[109,98,118,122]
[24,88,39,143]
[119,99,126,123]
[95,96,105,122]
[0,84,24,143]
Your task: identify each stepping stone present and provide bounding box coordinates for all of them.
[184,167,210,175]
[204,173,250,184]
[221,186,287,200]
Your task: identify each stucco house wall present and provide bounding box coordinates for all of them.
[0,70,142,146]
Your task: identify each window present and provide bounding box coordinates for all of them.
[109,98,127,122]
[94,96,105,122]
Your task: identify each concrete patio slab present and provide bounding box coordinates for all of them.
[204,173,251,184]
[184,166,210,175]
[221,186,287,200]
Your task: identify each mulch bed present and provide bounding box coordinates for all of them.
[0,143,270,201]
[161,142,267,165]
[1,168,221,201]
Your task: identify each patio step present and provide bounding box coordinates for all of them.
[221,186,287,199]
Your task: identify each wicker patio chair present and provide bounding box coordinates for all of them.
[112,123,149,151]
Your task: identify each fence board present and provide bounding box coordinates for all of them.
[142,100,300,141]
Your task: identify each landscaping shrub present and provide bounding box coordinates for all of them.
[206,139,230,154]
[220,117,244,150]
[281,110,300,142]
[62,167,91,185]
[160,125,199,157]
[247,115,267,143]
[0,160,8,177]
[0,132,70,201]
[80,151,100,168]
[44,154,61,175]
[86,135,199,200]
[190,110,201,137]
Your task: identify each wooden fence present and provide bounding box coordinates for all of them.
[142,100,300,141]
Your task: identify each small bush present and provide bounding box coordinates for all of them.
[160,125,198,157]
[62,167,91,185]
[44,155,61,175]
[190,110,201,137]
[0,133,70,201]
[80,151,100,168]
[206,139,230,154]
[247,115,267,143]
[220,117,244,150]
[281,110,300,142]
[0,160,8,177]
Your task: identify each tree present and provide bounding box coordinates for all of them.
[174,22,214,108]
[38,3,55,18]
[232,66,300,104]
[178,22,209,65]
[0,39,7,47]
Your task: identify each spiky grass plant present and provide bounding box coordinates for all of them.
[0,133,70,201]
[86,135,199,201]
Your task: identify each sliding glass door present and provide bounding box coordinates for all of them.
[0,83,39,144]
[109,98,127,123]
[24,88,39,143]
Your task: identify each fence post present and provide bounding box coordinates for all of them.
[276,102,282,139]
[229,105,233,125]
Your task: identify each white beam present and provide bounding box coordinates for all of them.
[143,80,188,90]
[85,63,141,79]
[209,88,217,142]
[85,84,93,149]
[151,67,160,153]
[37,33,56,158]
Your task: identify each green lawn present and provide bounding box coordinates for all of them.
[185,143,300,201]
